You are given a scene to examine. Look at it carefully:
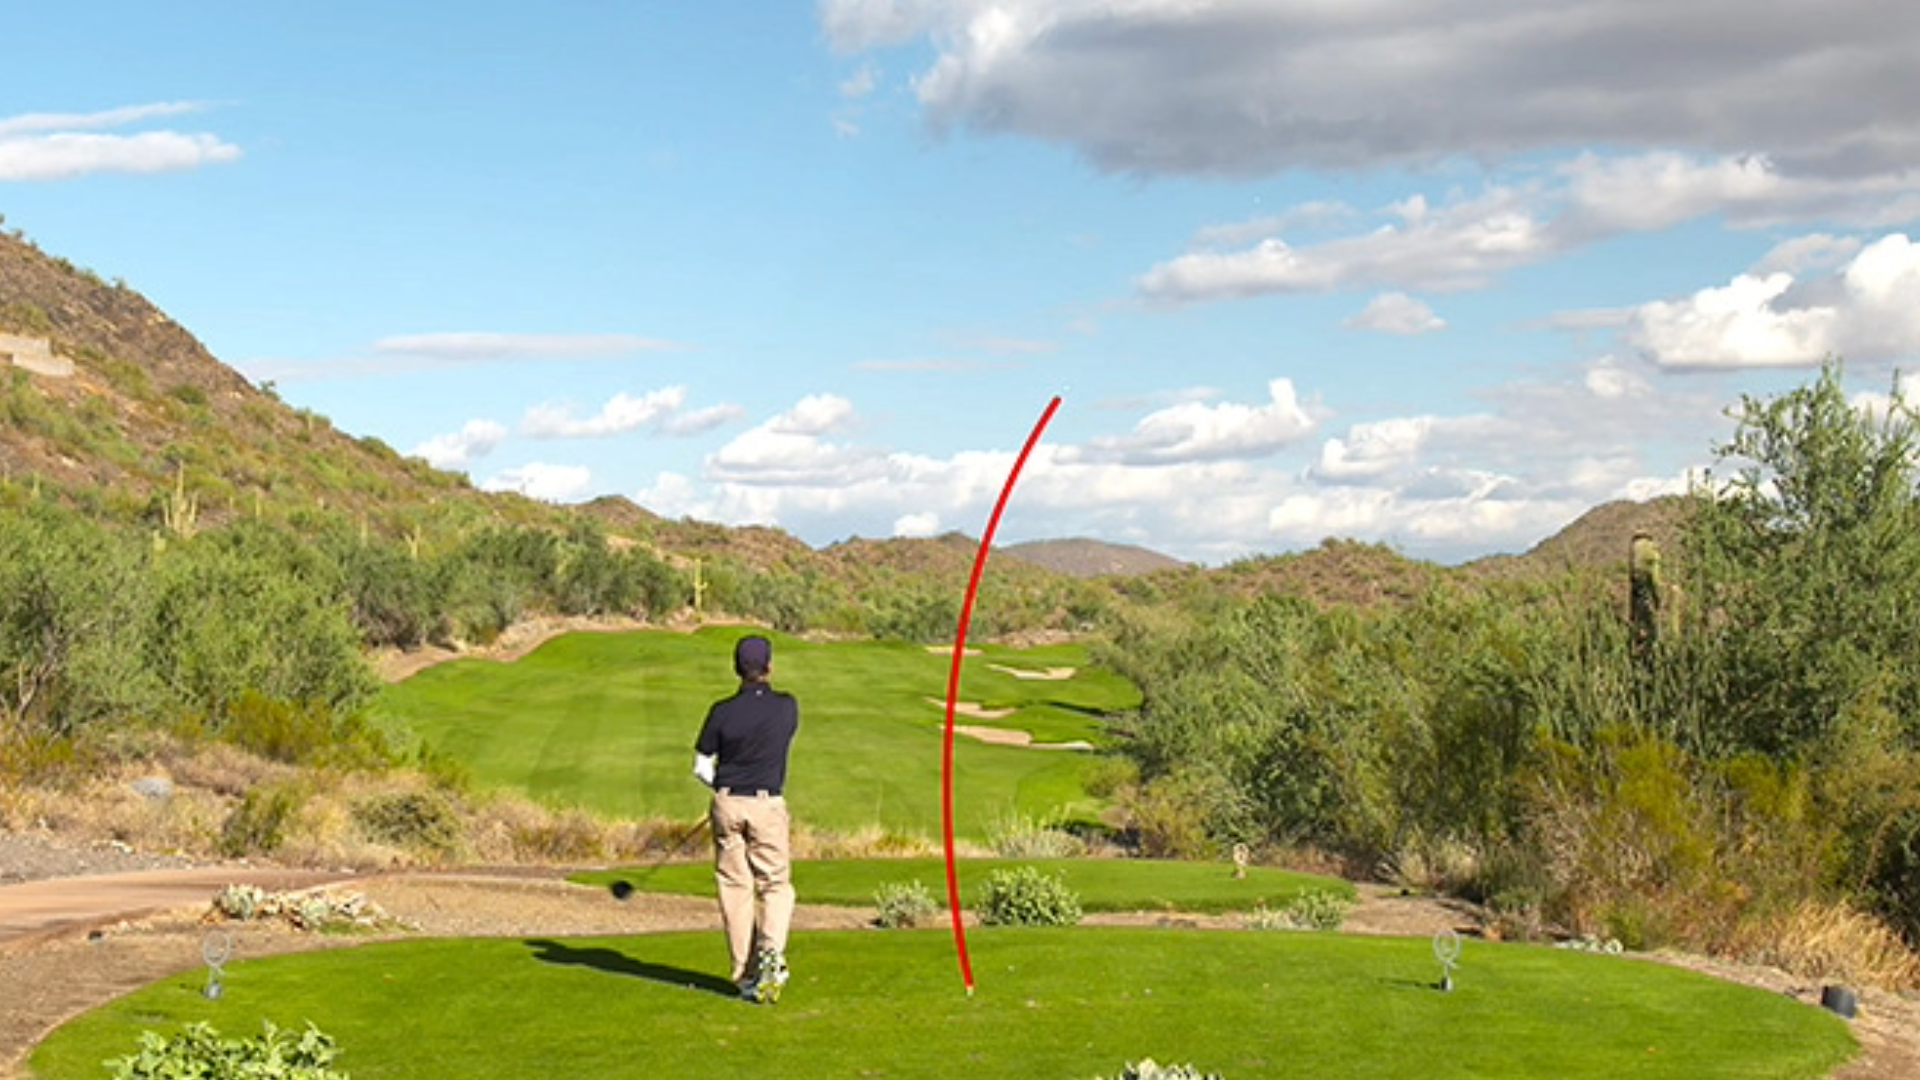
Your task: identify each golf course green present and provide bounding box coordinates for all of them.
[32,928,1854,1080]
[372,628,1140,837]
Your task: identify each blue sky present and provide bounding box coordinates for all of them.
[6,2,1920,564]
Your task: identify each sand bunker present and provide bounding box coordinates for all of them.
[987,663,1077,680]
[926,697,1016,720]
[951,724,1094,751]
[924,645,983,657]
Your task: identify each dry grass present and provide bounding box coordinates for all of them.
[1729,900,1920,991]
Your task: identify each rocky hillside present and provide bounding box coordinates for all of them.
[1004,538,1187,578]
[0,227,543,535]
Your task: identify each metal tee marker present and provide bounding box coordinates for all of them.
[202,930,233,1000]
[1433,928,1462,992]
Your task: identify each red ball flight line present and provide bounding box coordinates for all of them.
[941,394,1062,996]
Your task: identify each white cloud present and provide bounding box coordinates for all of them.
[521,387,738,439]
[374,332,679,363]
[1141,151,1920,306]
[1312,418,1435,482]
[893,511,941,537]
[1630,233,1920,368]
[481,462,594,502]
[822,1,1920,180]
[630,366,1731,565]
[1067,378,1318,464]
[412,419,508,470]
[769,394,858,436]
[1140,185,1548,303]
[1346,293,1445,335]
[0,104,241,180]
[708,394,885,485]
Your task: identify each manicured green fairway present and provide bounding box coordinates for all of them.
[572,857,1355,913]
[32,930,1854,1080]
[371,628,1141,837]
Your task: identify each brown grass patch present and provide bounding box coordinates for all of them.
[1729,900,1920,990]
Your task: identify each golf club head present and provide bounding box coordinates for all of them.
[610,880,634,901]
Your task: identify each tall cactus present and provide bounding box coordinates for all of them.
[1628,530,1661,666]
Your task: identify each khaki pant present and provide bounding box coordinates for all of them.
[710,790,794,982]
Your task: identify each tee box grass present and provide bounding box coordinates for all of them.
[371,628,1140,838]
[32,928,1854,1080]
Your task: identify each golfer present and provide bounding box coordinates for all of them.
[692,634,799,1003]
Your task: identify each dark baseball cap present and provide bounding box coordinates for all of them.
[734,635,772,671]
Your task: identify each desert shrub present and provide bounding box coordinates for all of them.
[509,806,609,863]
[1282,887,1350,931]
[108,1021,348,1080]
[352,790,463,858]
[976,866,1082,927]
[219,781,306,857]
[874,879,939,929]
[0,503,161,740]
[1728,899,1920,989]
[986,808,1086,859]
[1121,768,1242,859]
[1244,888,1349,932]
[221,692,383,768]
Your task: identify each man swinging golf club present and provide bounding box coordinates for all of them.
[693,634,799,1003]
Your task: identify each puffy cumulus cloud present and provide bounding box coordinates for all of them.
[770,394,859,436]
[629,368,1725,565]
[821,1,1920,179]
[1311,418,1435,482]
[412,419,509,470]
[521,387,742,439]
[893,511,941,537]
[1066,378,1318,464]
[481,462,594,502]
[0,103,239,181]
[1345,293,1446,335]
[1629,233,1920,368]
[706,394,886,486]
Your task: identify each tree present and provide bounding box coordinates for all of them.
[1675,362,1920,754]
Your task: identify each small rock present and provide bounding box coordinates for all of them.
[130,777,175,800]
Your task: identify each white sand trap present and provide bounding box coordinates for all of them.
[924,645,983,656]
[952,725,1095,751]
[987,663,1077,681]
[926,697,1016,720]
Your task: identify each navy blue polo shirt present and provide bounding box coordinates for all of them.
[694,680,798,795]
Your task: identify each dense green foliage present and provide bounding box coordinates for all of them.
[1100,364,1920,956]
[34,930,1855,1080]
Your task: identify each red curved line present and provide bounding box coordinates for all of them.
[943,395,1061,995]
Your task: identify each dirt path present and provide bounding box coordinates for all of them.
[2,870,1914,1080]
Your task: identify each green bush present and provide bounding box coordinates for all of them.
[975,866,1082,927]
[108,1020,348,1080]
[873,879,938,929]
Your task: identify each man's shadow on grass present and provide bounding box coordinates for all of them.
[525,939,738,998]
